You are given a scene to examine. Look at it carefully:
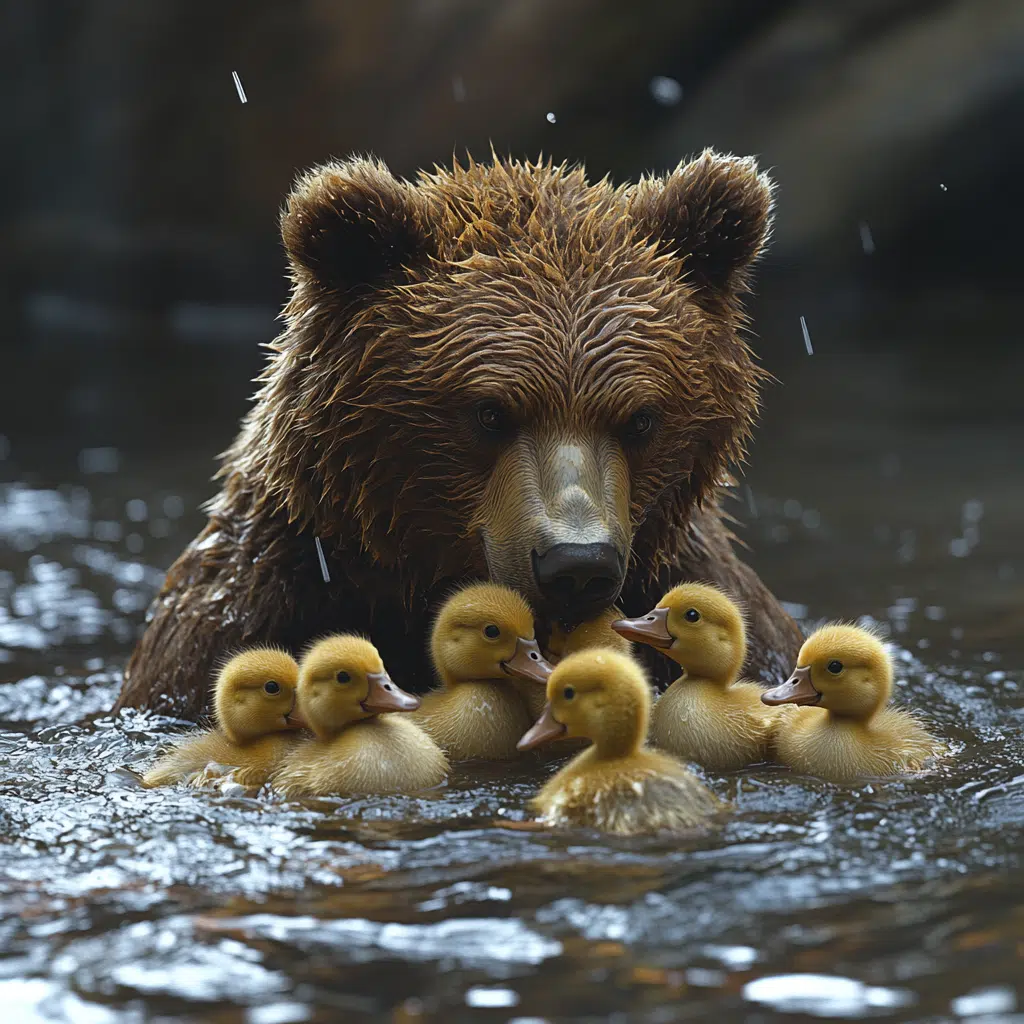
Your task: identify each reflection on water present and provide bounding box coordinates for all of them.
[1,337,1023,1021]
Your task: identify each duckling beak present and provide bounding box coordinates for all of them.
[517,702,567,751]
[761,665,821,706]
[610,606,673,649]
[501,637,554,685]
[284,702,308,729]
[361,670,421,714]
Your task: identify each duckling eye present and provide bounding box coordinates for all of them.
[483,624,501,639]
[563,686,575,701]
[826,660,844,675]
[336,671,351,684]
[263,680,280,695]
[684,608,701,623]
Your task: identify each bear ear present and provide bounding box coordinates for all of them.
[281,157,432,295]
[629,150,774,294]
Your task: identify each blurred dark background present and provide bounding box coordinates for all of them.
[2,0,1022,648]
[5,0,1024,342]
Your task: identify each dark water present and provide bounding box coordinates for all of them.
[2,324,1023,1022]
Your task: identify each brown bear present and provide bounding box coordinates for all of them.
[115,150,802,720]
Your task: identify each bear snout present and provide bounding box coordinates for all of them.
[475,432,631,621]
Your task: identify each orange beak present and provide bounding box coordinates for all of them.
[517,702,568,751]
[502,637,555,685]
[610,607,674,649]
[761,665,821,707]
[361,670,421,714]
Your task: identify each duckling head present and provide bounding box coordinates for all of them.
[547,607,627,660]
[518,648,650,758]
[762,624,891,720]
[298,635,420,740]
[431,583,553,687]
[214,647,304,744]
[611,583,746,683]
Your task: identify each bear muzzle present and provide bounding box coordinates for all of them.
[476,433,631,624]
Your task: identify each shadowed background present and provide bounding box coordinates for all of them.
[3,0,1021,640]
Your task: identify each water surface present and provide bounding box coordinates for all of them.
[2,331,1022,1022]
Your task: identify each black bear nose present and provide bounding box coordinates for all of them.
[531,542,624,615]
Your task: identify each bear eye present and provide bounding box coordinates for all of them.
[563,686,575,701]
[336,670,351,684]
[263,680,280,695]
[476,402,507,434]
[684,608,701,623]
[625,410,656,441]
[826,660,844,675]
[483,624,501,640]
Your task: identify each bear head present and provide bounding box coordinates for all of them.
[246,151,773,626]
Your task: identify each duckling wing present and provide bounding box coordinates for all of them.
[142,730,235,787]
[871,707,945,769]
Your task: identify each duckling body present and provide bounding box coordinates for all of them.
[276,714,447,796]
[142,647,303,789]
[651,677,779,772]
[772,705,937,781]
[274,635,447,797]
[763,624,943,783]
[519,649,723,835]
[531,745,723,834]
[416,682,535,762]
[613,584,778,771]
[144,731,298,790]
[414,583,553,761]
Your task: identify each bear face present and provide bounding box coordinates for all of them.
[255,152,773,626]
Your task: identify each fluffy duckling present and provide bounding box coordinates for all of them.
[142,647,304,789]
[546,608,633,661]
[415,583,554,760]
[273,635,447,797]
[520,608,633,746]
[762,624,943,782]
[518,649,724,834]
[612,584,779,771]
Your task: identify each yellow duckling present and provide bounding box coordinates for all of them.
[546,608,633,661]
[142,647,305,789]
[517,649,724,835]
[414,583,554,760]
[273,635,447,797]
[762,624,943,782]
[612,583,779,771]
[518,607,633,743]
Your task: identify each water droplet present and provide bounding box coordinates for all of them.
[649,76,683,105]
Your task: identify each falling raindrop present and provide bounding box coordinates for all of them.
[858,221,875,254]
[799,316,813,354]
